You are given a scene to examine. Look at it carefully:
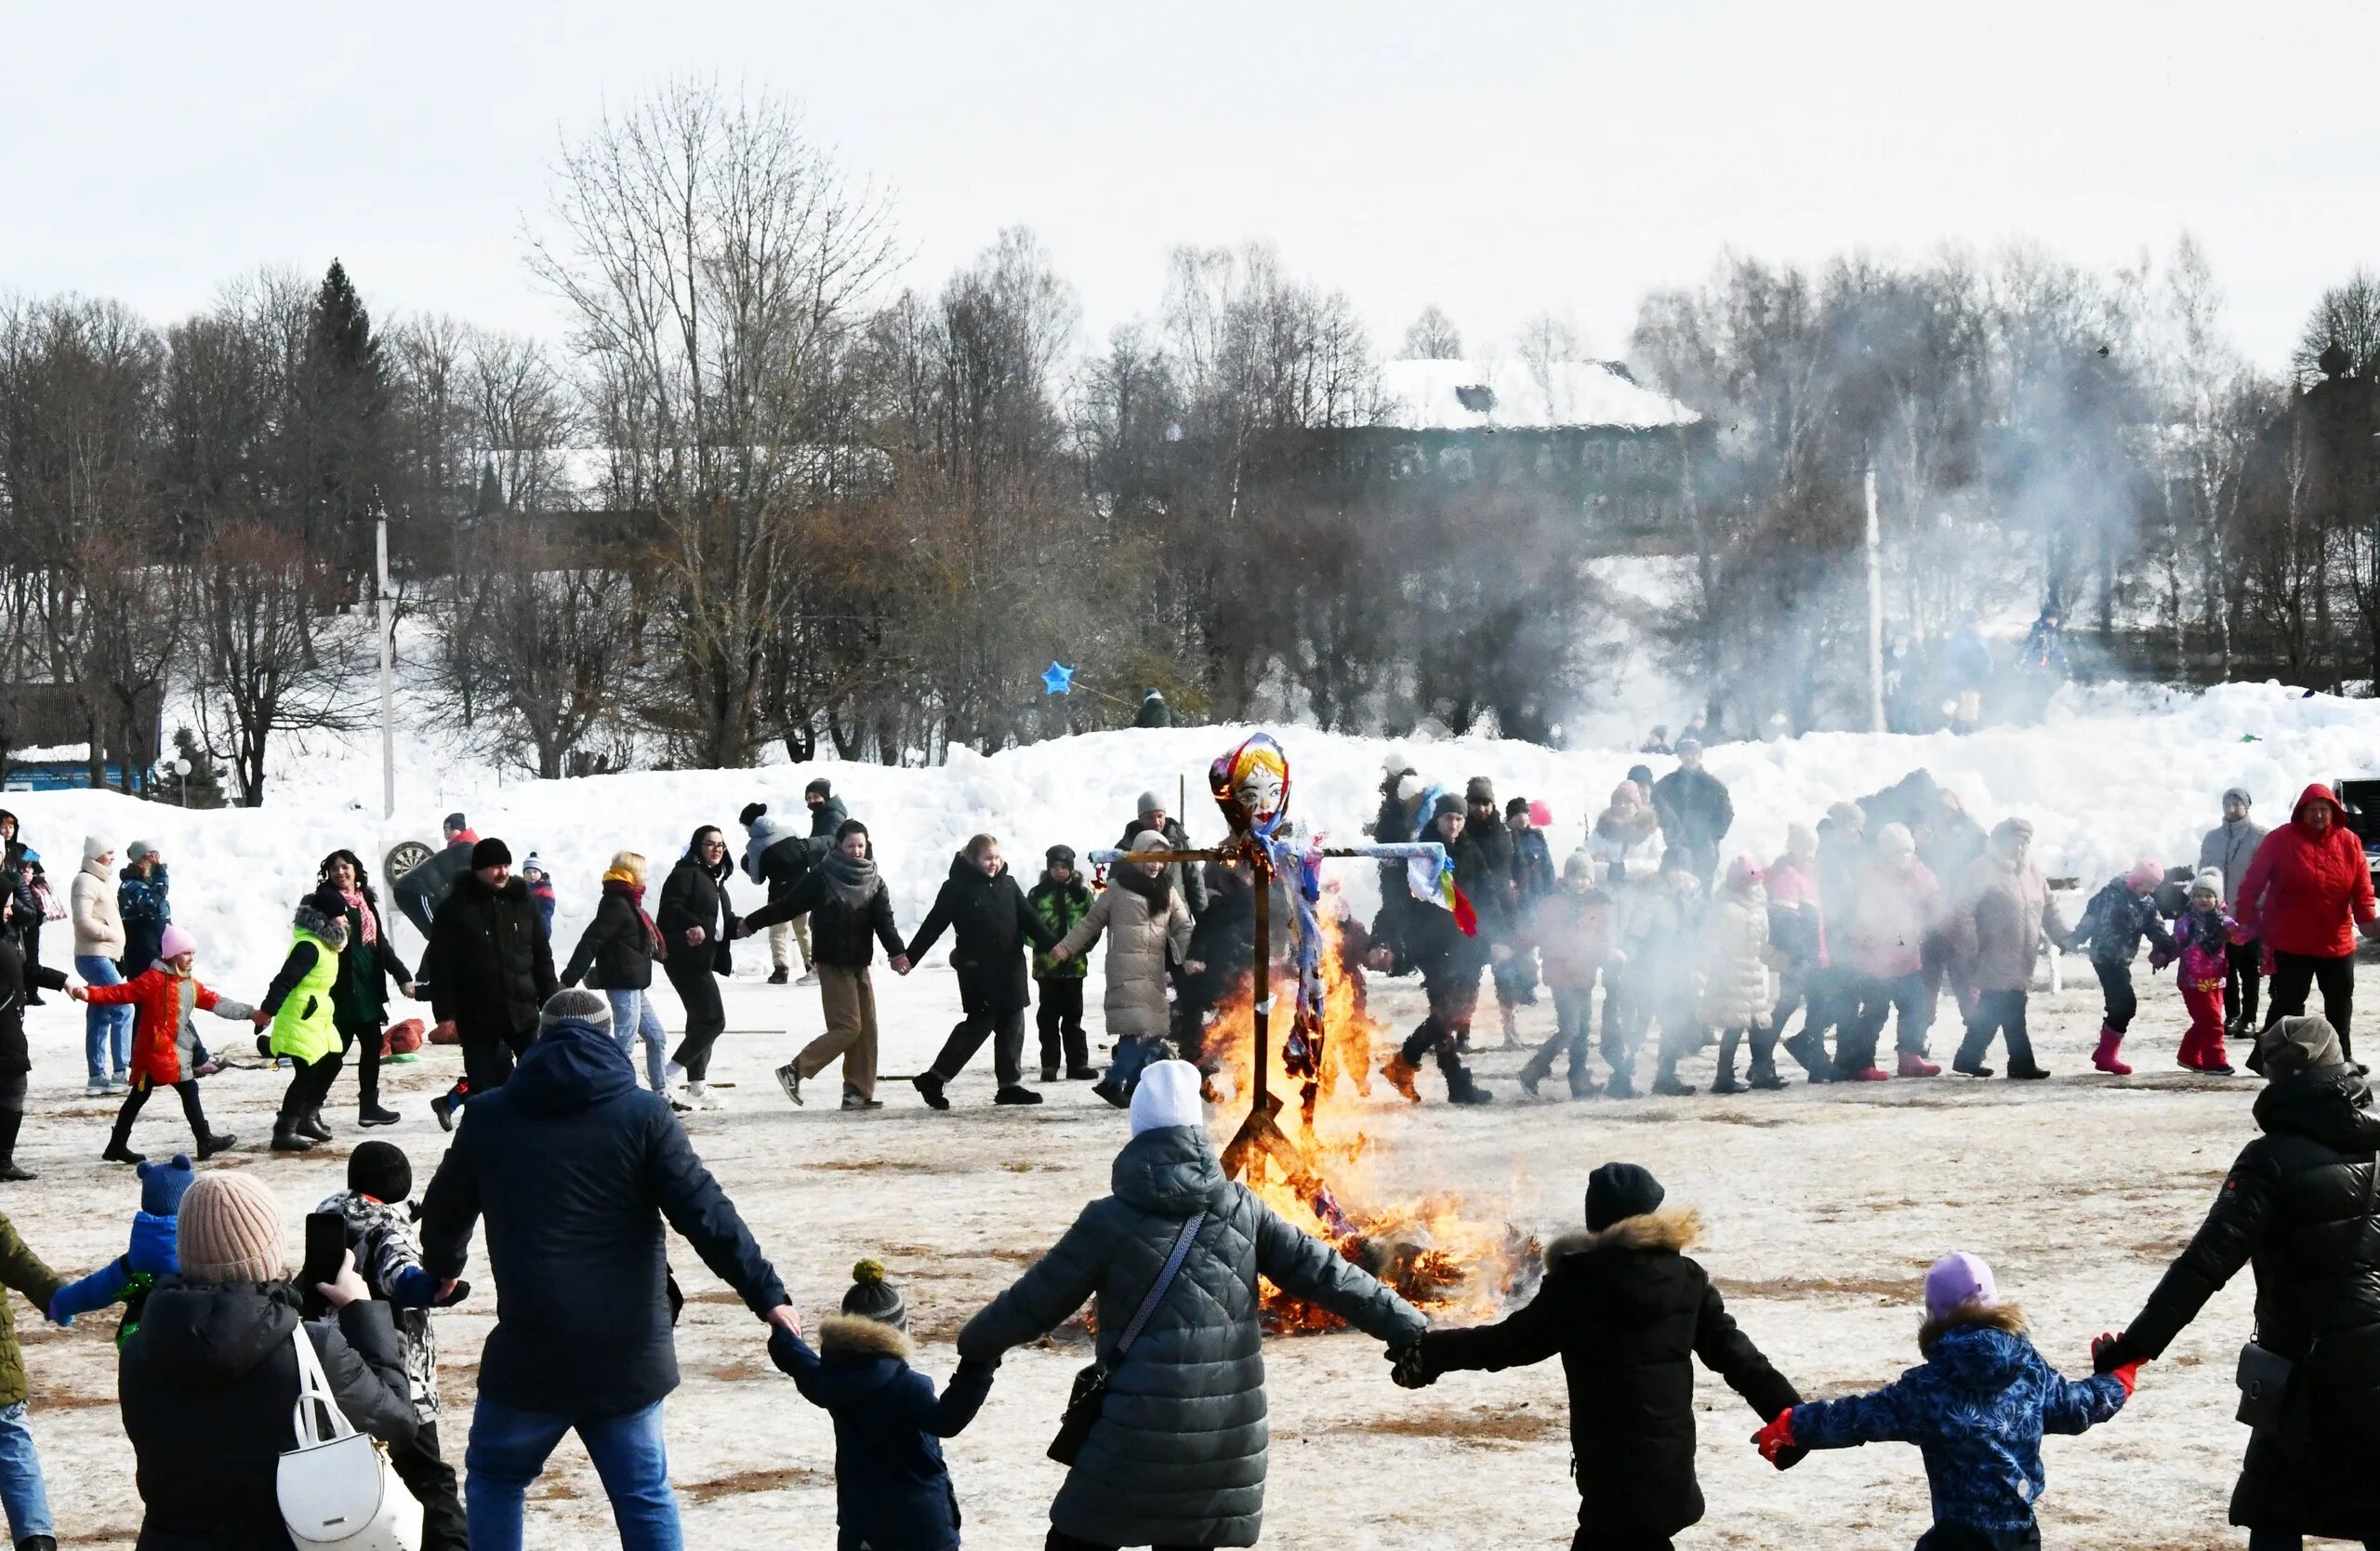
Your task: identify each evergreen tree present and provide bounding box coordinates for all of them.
[154,726,227,809]
[291,258,392,587]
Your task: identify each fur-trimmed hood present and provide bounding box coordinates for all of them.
[1545,1206,1702,1264]
[819,1313,914,1362]
[292,898,350,951]
[1915,1302,2033,1391]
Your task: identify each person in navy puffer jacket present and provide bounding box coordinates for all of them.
[2071,860,2177,1077]
[1752,1252,2135,1551]
[772,1258,995,1551]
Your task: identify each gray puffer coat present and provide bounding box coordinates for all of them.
[959,1125,1427,1548]
[1057,877,1193,1041]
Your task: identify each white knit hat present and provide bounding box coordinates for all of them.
[2192,868,2225,903]
[1130,1060,1205,1136]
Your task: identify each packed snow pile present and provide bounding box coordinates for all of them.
[3,680,2372,996]
[1376,356,1697,431]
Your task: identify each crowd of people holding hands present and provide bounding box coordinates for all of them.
[0,745,2373,1548]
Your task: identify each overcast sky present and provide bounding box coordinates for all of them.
[5,1,2370,374]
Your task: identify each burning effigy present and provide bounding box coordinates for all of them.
[1100,734,1538,1332]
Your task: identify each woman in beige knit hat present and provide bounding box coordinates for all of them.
[117,1171,417,1548]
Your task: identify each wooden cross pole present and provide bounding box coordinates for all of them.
[1089,837,1447,1194]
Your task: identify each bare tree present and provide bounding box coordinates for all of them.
[191,523,364,805]
[2292,268,2380,384]
[530,78,899,767]
[1399,304,1463,360]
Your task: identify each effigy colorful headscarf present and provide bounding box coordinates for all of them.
[1210,733,1290,839]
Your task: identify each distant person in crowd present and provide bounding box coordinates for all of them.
[741,783,847,987]
[1640,724,1673,756]
[0,815,44,1006]
[2013,605,2069,722]
[316,849,416,1128]
[656,827,740,1111]
[120,1171,416,1550]
[93,926,246,1165]
[2168,872,2248,1075]
[71,836,132,1096]
[2070,858,2177,1078]
[1026,845,1096,1085]
[1395,1162,1804,1551]
[1612,849,1702,1101]
[1051,831,1198,1107]
[1369,756,1425,934]
[1837,824,1943,1080]
[1371,794,1498,1106]
[1133,687,1172,728]
[1684,857,1786,1095]
[1516,852,1614,1099]
[321,1140,469,1551]
[1756,1252,2132,1551]
[1501,797,1556,1019]
[394,813,479,940]
[420,988,799,1551]
[2094,1014,2380,1550]
[116,842,170,981]
[2237,785,2379,1063]
[1765,823,1824,1060]
[740,819,911,1112]
[958,1061,1426,1551]
[562,851,671,1096]
[1457,778,1525,1049]
[2200,788,2270,1037]
[1946,818,2069,1080]
[1590,779,1664,884]
[521,853,557,939]
[904,834,1061,1110]
[0,916,75,1179]
[425,837,558,1128]
[257,891,354,1153]
[1650,740,1734,888]
[1783,802,1867,1083]
[1118,790,1210,920]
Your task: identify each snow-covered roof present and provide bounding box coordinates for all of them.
[1377,358,1697,432]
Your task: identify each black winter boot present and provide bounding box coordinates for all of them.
[1651,1061,1693,1097]
[0,1111,32,1181]
[1710,1031,1744,1095]
[271,1120,315,1153]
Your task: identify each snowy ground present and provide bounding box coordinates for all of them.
[3,683,2373,1547]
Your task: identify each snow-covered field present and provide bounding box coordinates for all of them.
[3,680,2373,1547]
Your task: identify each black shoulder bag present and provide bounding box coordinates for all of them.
[1050,1212,1205,1465]
[2238,1154,2378,1433]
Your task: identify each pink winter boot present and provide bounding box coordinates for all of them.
[2092,1026,2133,1076]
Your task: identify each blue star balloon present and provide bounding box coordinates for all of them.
[1041,661,1075,696]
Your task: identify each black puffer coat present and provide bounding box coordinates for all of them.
[744,861,904,970]
[904,855,1057,1016]
[2114,1065,2380,1539]
[959,1125,1426,1548]
[562,879,658,991]
[656,848,736,978]
[1414,1208,1799,1541]
[118,1285,415,1550]
[0,937,65,1075]
[425,872,556,1043]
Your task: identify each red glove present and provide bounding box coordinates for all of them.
[1752,1408,1796,1465]
[2093,1332,2143,1398]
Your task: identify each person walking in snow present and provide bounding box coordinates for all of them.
[1371,795,1498,1106]
[0,929,74,1180]
[654,826,739,1110]
[1589,778,1665,885]
[1028,845,1097,1083]
[257,890,352,1153]
[2093,1014,2380,1549]
[1836,823,1945,1081]
[321,1140,469,1551]
[71,836,133,1096]
[738,819,911,1111]
[1516,853,1615,1100]
[1752,1251,2134,1551]
[959,1060,1427,1551]
[1946,817,2069,1080]
[425,837,559,1127]
[905,834,1062,1109]
[2166,871,2248,1075]
[1615,849,1702,1100]
[561,850,671,1095]
[92,926,246,1164]
[116,842,170,981]
[1650,739,1734,889]
[1455,776,1528,1050]
[2201,788,2269,1038]
[1051,832,1199,1107]
[1396,1162,1804,1551]
[2236,784,2378,1063]
[1685,857,1785,1095]
[2071,858,2179,1077]
[316,850,416,1129]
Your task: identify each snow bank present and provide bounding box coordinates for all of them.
[1377,357,1697,430]
[3,680,2369,998]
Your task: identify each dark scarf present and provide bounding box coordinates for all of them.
[1114,863,1171,909]
[819,851,882,910]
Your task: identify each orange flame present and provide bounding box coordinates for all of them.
[1199,907,1534,1332]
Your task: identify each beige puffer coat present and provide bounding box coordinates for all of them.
[1949,848,2069,992]
[1697,882,1775,1029]
[1058,877,1193,1040]
[70,843,125,959]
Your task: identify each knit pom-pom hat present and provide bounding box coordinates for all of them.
[841,1258,908,1331]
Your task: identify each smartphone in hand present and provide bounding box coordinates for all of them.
[299,1212,349,1317]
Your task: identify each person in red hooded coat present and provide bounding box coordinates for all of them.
[2235,784,2378,1059]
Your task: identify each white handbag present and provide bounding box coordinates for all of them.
[276,1320,408,1551]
